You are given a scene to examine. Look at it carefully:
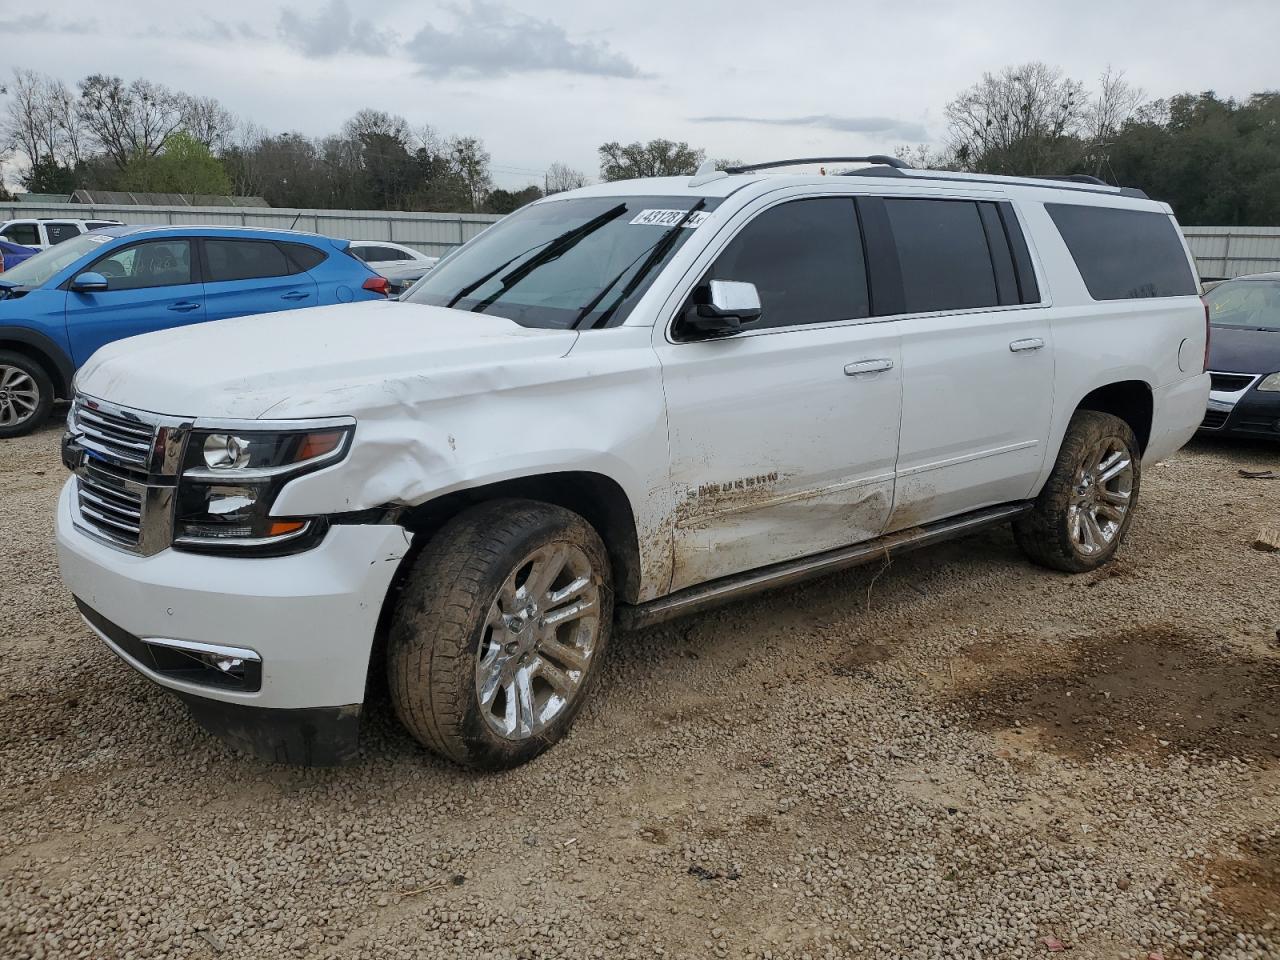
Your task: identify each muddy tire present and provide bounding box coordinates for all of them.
[388,499,613,770]
[1014,410,1141,573]
[0,351,53,439]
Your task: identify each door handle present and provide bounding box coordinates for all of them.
[168,301,201,313]
[844,358,895,376]
[1009,338,1045,352]
[281,290,311,301]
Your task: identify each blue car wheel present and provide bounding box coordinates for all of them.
[0,351,53,438]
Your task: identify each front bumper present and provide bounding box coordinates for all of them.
[55,478,412,763]
[1199,384,1280,439]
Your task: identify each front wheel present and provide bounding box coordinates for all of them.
[388,499,613,770]
[1014,410,1141,573]
[0,351,54,439]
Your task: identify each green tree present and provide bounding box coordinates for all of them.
[119,131,232,195]
[21,156,76,194]
[485,185,542,214]
[598,139,704,181]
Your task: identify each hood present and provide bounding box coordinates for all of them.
[1209,325,1280,375]
[75,300,580,420]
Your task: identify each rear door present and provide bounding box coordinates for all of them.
[44,222,84,247]
[866,195,1054,529]
[200,238,319,321]
[66,238,206,365]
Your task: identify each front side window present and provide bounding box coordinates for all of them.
[91,240,193,290]
[405,195,721,329]
[1046,203,1197,300]
[1,222,39,246]
[704,198,870,329]
[205,239,295,282]
[0,232,107,287]
[45,222,81,245]
[884,198,999,313]
[1204,279,1280,330]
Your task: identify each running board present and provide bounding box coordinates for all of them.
[617,502,1032,631]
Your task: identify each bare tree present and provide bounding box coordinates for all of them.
[1082,67,1147,178]
[183,95,236,152]
[944,62,1086,174]
[77,75,188,170]
[544,161,587,193]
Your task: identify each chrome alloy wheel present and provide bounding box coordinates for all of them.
[1067,437,1133,556]
[476,542,602,740]
[0,364,39,428]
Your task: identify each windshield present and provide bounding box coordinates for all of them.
[404,195,719,328]
[1205,279,1280,331]
[0,232,114,288]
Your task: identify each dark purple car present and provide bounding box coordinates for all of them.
[0,239,39,274]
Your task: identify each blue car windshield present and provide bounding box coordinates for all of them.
[403,195,719,329]
[0,233,111,287]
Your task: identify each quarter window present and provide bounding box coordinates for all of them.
[706,198,869,329]
[204,239,295,282]
[91,240,193,290]
[883,198,999,313]
[1046,203,1197,300]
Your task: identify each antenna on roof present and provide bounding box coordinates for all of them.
[689,159,728,188]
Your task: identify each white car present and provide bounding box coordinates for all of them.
[56,157,1209,769]
[347,239,437,272]
[0,217,124,250]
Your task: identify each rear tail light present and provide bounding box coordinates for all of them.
[1201,297,1211,373]
[362,276,390,296]
[0,251,5,273]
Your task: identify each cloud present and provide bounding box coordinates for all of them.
[692,113,930,143]
[0,14,98,35]
[278,0,394,57]
[405,1,643,79]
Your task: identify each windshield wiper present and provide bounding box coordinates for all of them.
[452,203,627,313]
[575,199,706,329]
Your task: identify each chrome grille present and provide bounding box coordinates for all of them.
[72,398,155,468]
[76,462,144,547]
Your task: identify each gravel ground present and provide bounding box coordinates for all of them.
[1,419,1278,960]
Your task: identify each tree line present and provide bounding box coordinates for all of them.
[2,63,1278,224]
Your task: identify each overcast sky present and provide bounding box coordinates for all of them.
[4,0,1279,189]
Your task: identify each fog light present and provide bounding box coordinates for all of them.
[200,652,246,677]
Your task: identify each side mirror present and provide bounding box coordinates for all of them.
[71,272,109,293]
[678,280,762,340]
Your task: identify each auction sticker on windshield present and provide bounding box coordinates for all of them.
[629,209,711,228]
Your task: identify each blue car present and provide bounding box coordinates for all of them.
[0,225,389,436]
[0,239,39,274]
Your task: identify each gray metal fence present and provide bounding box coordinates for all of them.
[0,202,502,259]
[1182,227,1280,281]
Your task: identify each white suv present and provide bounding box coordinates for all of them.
[55,158,1209,768]
[0,217,124,249]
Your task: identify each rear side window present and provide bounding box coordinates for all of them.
[707,197,869,329]
[85,221,117,230]
[46,222,82,245]
[204,239,297,282]
[282,242,327,272]
[1046,204,1197,300]
[2,222,39,246]
[883,198,999,313]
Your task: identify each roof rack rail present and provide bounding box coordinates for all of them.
[1039,174,1110,186]
[722,156,910,174]
[840,166,1149,199]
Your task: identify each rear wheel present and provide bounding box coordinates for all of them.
[0,351,53,439]
[1014,410,1141,573]
[388,499,613,770]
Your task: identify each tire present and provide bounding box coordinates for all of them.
[1014,410,1142,573]
[388,498,614,770]
[0,351,54,439]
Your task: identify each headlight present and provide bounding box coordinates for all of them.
[1258,373,1280,392]
[173,424,353,553]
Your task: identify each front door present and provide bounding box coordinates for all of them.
[66,238,206,365]
[655,196,903,592]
